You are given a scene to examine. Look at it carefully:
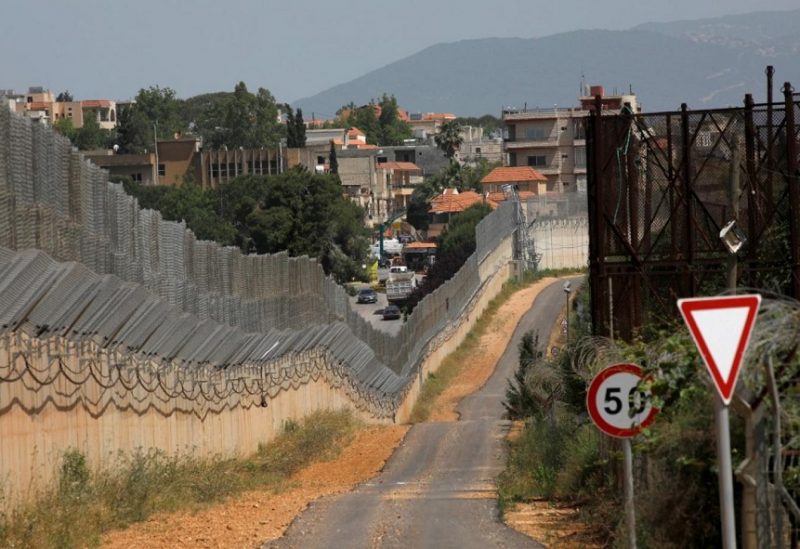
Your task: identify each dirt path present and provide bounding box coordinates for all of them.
[102,276,579,548]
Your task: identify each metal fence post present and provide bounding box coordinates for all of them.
[680,103,696,296]
[784,82,800,299]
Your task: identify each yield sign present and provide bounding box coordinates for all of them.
[678,295,761,405]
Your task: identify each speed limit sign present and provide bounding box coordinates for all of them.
[587,363,658,438]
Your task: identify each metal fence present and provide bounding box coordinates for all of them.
[0,107,517,417]
[587,81,800,339]
[586,73,800,547]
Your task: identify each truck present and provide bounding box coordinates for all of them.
[385,265,415,303]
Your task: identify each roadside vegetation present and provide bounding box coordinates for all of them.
[498,282,748,547]
[0,410,357,549]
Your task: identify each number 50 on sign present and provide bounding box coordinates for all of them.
[587,363,659,438]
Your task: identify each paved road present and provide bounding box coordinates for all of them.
[349,290,403,336]
[269,277,583,549]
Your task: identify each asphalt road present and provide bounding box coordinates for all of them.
[349,290,404,336]
[269,277,583,549]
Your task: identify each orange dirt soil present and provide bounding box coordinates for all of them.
[101,425,408,549]
[103,275,587,548]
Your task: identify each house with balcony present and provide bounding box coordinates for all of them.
[6,87,119,129]
[502,86,638,193]
[377,161,423,211]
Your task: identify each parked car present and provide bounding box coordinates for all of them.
[356,288,378,304]
[382,304,401,320]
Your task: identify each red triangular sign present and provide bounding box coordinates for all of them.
[678,295,761,405]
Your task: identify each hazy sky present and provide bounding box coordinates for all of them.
[2,0,796,104]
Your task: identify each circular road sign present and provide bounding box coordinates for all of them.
[586,363,658,438]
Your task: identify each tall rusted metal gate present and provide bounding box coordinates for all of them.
[587,77,800,339]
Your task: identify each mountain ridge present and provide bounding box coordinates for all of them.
[293,9,800,116]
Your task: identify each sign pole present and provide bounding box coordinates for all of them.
[622,438,637,549]
[587,363,659,549]
[715,396,737,549]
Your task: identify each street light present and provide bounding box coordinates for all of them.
[563,281,572,344]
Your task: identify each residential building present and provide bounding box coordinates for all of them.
[480,166,547,194]
[337,149,393,225]
[87,138,285,188]
[86,152,158,185]
[377,161,423,211]
[427,188,494,238]
[458,126,504,165]
[502,86,639,193]
[5,87,118,129]
[198,147,284,188]
[379,144,449,176]
[407,112,456,140]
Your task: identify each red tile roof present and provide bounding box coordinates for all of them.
[429,189,495,214]
[377,161,420,171]
[27,101,50,110]
[481,166,547,184]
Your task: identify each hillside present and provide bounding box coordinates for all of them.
[293,9,800,116]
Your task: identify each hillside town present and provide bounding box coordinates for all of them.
[2,3,800,548]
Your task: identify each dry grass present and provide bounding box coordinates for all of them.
[0,410,357,549]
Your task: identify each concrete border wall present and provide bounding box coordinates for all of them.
[0,109,517,505]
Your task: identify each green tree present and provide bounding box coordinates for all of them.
[352,104,381,144]
[254,87,283,148]
[329,141,339,174]
[53,117,77,141]
[294,108,307,147]
[285,106,299,147]
[55,90,73,102]
[404,202,492,311]
[74,112,106,150]
[435,120,464,160]
[115,86,184,154]
[135,86,184,140]
[377,94,412,145]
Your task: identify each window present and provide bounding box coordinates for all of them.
[561,153,569,159]
[158,164,166,176]
[219,163,228,177]
[574,120,586,140]
[317,156,325,165]
[575,147,586,167]
[131,173,142,182]
[561,126,567,131]
[527,155,547,167]
[475,147,482,156]
[525,127,547,140]
[377,156,388,164]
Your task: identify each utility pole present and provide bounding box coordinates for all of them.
[153,121,159,186]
